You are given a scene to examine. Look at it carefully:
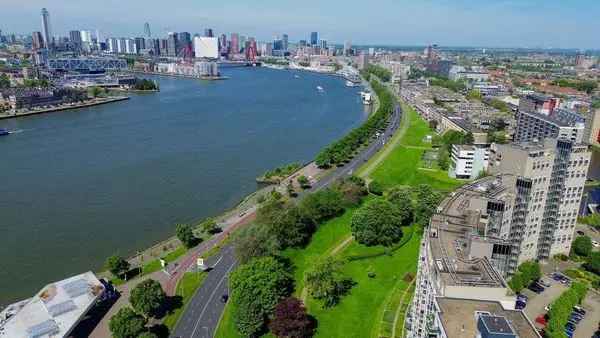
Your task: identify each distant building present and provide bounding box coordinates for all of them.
[32,31,45,50]
[106,38,118,54]
[167,33,178,56]
[343,41,352,56]
[230,33,239,54]
[193,36,218,59]
[144,22,151,38]
[584,108,600,146]
[282,34,289,51]
[519,93,560,115]
[449,144,489,179]
[449,65,489,82]
[47,57,128,72]
[69,30,82,50]
[40,8,52,49]
[134,37,145,53]
[310,32,318,46]
[204,28,214,37]
[357,53,369,70]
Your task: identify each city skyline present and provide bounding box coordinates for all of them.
[0,0,599,49]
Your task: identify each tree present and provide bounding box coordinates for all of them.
[0,73,10,88]
[516,261,541,287]
[233,223,281,264]
[109,307,147,338]
[287,180,296,197]
[106,255,130,280]
[269,206,315,248]
[298,189,344,224]
[572,236,593,257]
[585,252,600,275]
[305,258,353,308]
[414,185,441,227]
[508,273,525,293]
[229,257,293,337]
[175,223,197,248]
[137,332,158,338]
[269,297,315,338]
[297,175,311,189]
[200,218,221,235]
[130,279,167,318]
[466,89,483,101]
[351,199,406,246]
[437,148,450,170]
[385,186,414,223]
[464,132,474,144]
[334,176,368,207]
[368,180,384,196]
[88,86,103,98]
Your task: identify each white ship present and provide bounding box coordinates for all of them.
[317,86,324,92]
[345,80,357,87]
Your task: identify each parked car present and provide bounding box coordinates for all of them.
[517,293,528,301]
[576,230,585,236]
[573,306,586,315]
[538,279,551,287]
[220,294,229,303]
[592,240,600,248]
[516,301,526,310]
[528,283,544,293]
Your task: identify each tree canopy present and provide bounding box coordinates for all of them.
[130,279,167,318]
[109,307,148,338]
[105,255,130,279]
[572,236,593,257]
[175,223,197,248]
[269,297,315,338]
[351,199,406,246]
[305,258,354,308]
[229,256,293,337]
[414,185,442,227]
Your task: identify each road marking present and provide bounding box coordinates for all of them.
[212,255,223,267]
[190,260,235,338]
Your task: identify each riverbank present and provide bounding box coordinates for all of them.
[0,96,129,120]
[128,70,229,81]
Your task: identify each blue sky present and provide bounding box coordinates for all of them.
[1,0,598,49]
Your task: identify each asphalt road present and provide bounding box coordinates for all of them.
[170,245,237,338]
[171,103,402,338]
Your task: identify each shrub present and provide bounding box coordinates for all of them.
[368,180,384,196]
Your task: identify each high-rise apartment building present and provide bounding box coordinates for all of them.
[40,8,52,49]
[407,137,590,338]
[282,34,289,51]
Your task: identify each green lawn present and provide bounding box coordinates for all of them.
[305,231,420,338]
[369,106,461,192]
[163,271,208,329]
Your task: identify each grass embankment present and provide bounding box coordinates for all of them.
[368,104,462,192]
[163,271,208,329]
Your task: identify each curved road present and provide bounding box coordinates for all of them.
[170,103,402,337]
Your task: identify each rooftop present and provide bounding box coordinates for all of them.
[1,271,104,338]
[519,109,585,128]
[428,175,514,287]
[435,297,540,338]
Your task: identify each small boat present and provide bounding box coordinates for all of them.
[294,75,300,79]
[0,128,10,136]
[317,86,324,92]
[346,80,357,87]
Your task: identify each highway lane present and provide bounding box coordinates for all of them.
[171,102,401,337]
[170,245,237,338]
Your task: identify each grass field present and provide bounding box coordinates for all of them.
[369,104,462,192]
[163,271,208,329]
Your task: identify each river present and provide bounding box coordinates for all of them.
[0,67,366,305]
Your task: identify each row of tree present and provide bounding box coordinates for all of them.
[133,78,159,91]
[544,282,588,338]
[507,261,541,293]
[572,235,600,276]
[315,80,394,168]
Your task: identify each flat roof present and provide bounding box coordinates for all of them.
[428,175,514,287]
[481,315,514,335]
[435,297,540,338]
[1,271,104,338]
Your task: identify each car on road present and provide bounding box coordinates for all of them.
[221,294,229,303]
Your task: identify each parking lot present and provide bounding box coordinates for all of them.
[576,291,600,338]
[523,277,568,328]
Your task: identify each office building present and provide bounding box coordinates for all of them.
[69,30,82,49]
[282,34,289,51]
[515,108,586,144]
[320,39,327,50]
[310,32,318,46]
[32,31,45,50]
[40,8,52,49]
[449,145,489,179]
[193,36,218,59]
[218,34,227,55]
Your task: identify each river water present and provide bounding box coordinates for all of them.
[0,67,366,305]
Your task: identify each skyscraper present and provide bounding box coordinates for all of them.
[230,33,239,54]
[40,8,52,49]
[32,31,44,50]
[167,33,178,56]
[204,28,214,37]
[144,22,151,38]
[282,34,289,51]
[310,32,318,46]
[218,34,227,55]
